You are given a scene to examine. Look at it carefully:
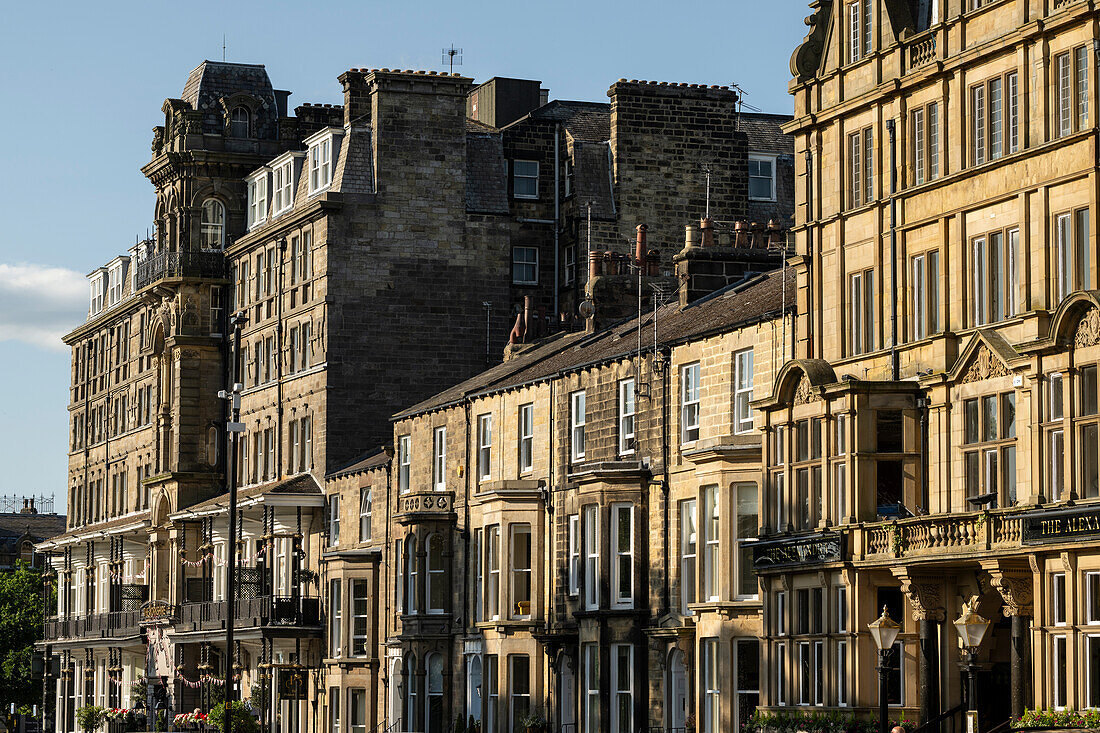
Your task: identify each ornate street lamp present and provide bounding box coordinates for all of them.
[869,606,902,733]
[953,600,992,723]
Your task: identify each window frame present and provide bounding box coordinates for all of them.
[478,414,493,481]
[512,160,539,199]
[509,523,533,619]
[748,154,777,201]
[681,363,701,444]
[359,487,372,542]
[571,390,587,462]
[583,504,599,610]
[512,246,539,285]
[518,403,534,474]
[619,379,636,455]
[398,435,411,493]
[910,249,940,340]
[433,426,447,490]
[611,503,634,608]
[734,349,754,433]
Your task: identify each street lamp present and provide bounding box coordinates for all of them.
[953,600,992,724]
[869,606,902,733]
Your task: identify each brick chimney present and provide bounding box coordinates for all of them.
[338,69,373,127]
[674,218,788,307]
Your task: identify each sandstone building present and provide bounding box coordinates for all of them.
[38,58,793,733]
[755,0,1100,726]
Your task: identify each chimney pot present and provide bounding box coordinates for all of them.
[699,217,715,247]
[589,250,601,281]
[635,224,648,265]
[684,224,700,250]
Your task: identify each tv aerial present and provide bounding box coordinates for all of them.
[443,45,463,74]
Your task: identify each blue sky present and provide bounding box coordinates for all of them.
[0,0,809,511]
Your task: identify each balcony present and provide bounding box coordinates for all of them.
[134,250,226,291]
[906,30,937,72]
[859,508,1023,560]
[44,610,142,641]
[174,595,321,633]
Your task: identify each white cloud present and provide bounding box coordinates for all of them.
[0,263,87,352]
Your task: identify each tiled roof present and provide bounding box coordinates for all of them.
[181,61,276,113]
[333,125,375,195]
[397,267,795,418]
[740,112,794,155]
[327,449,393,480]
[0,513,66,542]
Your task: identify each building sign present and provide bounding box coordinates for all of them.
[1022,506,1100,544]
[139,600,177,627]
[278,669,308,700]
[752,534,844,570]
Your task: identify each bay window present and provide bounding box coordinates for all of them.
[612,503,633,608]
[583,505,599,609]
[510,523,532,618]
[680,499,697,614]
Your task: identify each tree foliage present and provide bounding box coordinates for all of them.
[0,562,51,710]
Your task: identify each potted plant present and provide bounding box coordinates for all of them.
[520,712,547,733]
[76,705,105,733]
[210,700,259,733]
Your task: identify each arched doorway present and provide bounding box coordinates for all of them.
[467,656,482,725]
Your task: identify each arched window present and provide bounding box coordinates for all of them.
[467,656,483,724]
[426,653,444,733]
[200,199,225,250]
[406,536,419,614]
[427,534,445,613]
[230,106,251,138]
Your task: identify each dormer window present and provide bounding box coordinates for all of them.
[247,173,269,229]
[309,138,333,194]
[230,107,251,138]
[271,159,295,215]
[89,273,106,316]
[107,263,124,308]
[200,199,225,250]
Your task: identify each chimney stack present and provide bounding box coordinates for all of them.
[674,217,788,307]
[635,224,648,265]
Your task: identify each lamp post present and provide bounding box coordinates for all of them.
[869,606,902,733]
[953,600,992,731]
[219,311,248,733]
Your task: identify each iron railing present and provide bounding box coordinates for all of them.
[175,595,321,631]
[912,703,967,733]
[44,610,143,641]
[134,250,226,290]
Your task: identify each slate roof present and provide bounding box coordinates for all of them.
[333,124,375,195]
[508,101,612,142]
[328,449,393,480]
[36,511,150,548]
[181,61,277,113]
[397,267,795,418]
[740,112,794,155]
[0,512,66,540]
[466,130,509,214]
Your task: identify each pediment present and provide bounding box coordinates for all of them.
[947,331,1021,384]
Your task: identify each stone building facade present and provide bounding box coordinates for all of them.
[38,57,793,733]
[753,0,1100,727]
[323,230,791,733]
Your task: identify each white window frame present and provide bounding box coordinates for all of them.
[309,135,334,194]
[680,499,697,614]
[734,483,758,599]
[329,579,342,658]
[247,172,268,229]
[748,154,777,201]
[611,503,634,608]
[571,391,587,461]
[568,514,580,596]
[619,379,636,455]
[610,644,633,733]
[734,349,754,433]
[351,579,369,656]
[359,487,372,543]
[433,426,447,490]
[398,435,411,493]
[512,247,539,285]
[328,494,341,546]
[518,403,534,474]
[512,160,539,199]
[1088,571,1100,624]
[1054,634,1068,708]
[681,363,700,443]
[487,525,501,620]
[1053,572,1067,626]
[272,158,295,216]
[478,414,493,481]
[702,485,720,601]
[510,523,532,619]
[776,641,787,706]
[583,504,599,610]
[583,644,599,733]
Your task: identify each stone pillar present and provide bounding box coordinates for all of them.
[896,575,945,726]
[983,561,1034,720]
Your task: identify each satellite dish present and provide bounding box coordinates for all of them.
[578,300,595,318]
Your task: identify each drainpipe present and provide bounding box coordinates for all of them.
[887,119,900,382]
[661,348,671,617]
[554,124,561,319]
[277,239,286,477]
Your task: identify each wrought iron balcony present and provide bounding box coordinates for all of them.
[44,610,143,641]
[134,250,226,291]
[175,595,321,632]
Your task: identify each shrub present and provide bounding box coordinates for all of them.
[209,700,259,733]
[75,705,105,732]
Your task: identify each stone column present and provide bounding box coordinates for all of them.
[983,561,1034,720]
[897,575,945,726]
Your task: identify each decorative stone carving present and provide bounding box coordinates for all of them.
[793,374,820,405]
[151,127,164,153]
[959,345,1010,384]
[899,576,945,621]
[1074,307,1100,348]
[990,571,1034,617]
[790,1,832,81]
